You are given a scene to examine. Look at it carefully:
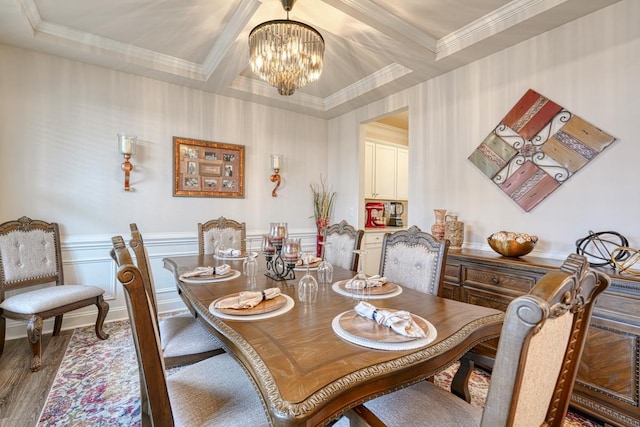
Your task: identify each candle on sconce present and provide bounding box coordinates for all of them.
[269,222,288,243]
[271,154,282,170]
[282,238,300,262]
[118,133,137,155]
[261,235,276,255]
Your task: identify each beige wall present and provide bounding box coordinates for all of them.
[0,44,328,338]
[330,0,639,259]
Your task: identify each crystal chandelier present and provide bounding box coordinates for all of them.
[249,0,324,96]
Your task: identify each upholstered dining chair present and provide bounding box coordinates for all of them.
[0,216,109,371]
[378,225,449,295]
[115,260,270,426]
[111,227,224,368]
[198,216,246,256]
[347,253,610,427]
[323,220,365,271]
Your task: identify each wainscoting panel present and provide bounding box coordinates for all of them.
[4,231,316,341]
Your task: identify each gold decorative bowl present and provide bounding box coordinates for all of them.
[488,231,538,257]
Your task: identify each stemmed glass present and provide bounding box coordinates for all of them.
[316,241,334,285]
[297,252,318,303]
[215,239,227,259]
[350,249,370,301]
[243,238,258,287]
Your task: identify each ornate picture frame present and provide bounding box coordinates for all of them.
[173,137,245,198]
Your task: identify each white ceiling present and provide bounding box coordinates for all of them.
[0,0,621,118]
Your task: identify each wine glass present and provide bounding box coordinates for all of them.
[216,239,227,259]
[243,238,259,287]
[350,249,370,301]
[316,241,334,285]
[297,252,318,303]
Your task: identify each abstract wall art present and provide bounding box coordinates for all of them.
[468,89,616,212]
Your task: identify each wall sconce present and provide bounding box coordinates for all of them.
[118,133,137,191]
[270,154,283,197]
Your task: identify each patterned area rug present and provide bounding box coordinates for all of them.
[38,319,602,426]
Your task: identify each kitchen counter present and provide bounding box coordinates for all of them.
[364,226,407,233]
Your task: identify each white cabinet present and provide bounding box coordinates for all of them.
[364,141,375,199]
[363,231,386,276]
[396,147,408,200]
[364,140,408,200]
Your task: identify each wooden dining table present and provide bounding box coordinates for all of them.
[163,254,504,427]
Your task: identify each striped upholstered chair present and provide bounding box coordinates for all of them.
[198,216,246,256]
[116,260,269,426]
[348,253,609,427]
[111,225,224,368]
[323,220,364,271]
[379,225,449,295]
[0,216,109,371]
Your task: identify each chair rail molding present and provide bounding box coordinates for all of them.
[4,230,317,341]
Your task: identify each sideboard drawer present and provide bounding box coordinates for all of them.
[462,266,536,294]
[444,263,461,283]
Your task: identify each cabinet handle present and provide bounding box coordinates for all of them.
[491,277,500,285]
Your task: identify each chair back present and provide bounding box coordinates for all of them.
[480,253,610,427]
[198,217,246,256]
[128,224,159,320]
[379,225,449,295]
[0,216,64,298]
[323,220,364,271]
[117,261,174,426]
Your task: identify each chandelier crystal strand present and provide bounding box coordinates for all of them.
[249,17,324,96]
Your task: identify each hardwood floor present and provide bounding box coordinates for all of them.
[0,331,72,427]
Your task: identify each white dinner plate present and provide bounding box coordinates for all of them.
[209,294,295,321]
[331,281,403,299]
[214,251,258,261]
[332,310,437,351]
[179,269,241,283]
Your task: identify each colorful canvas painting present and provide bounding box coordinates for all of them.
[468,89,616,212]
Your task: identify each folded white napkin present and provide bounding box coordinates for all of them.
[344,274,388,289]
[214,287,281,309]
[214,264,231,276]
[296,256,322,266]
[220,248,242,257]
[182,266,214,278]
[182,264,230,278]
[354,301,426,338]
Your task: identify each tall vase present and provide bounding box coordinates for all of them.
[431,209,446,240]
[316,230,324,257]
[316,219,327,257]
[444,214,464,250]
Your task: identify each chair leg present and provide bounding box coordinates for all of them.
[0,317,5,356]
[27,315,43,372]
[94,296,109,340]
[53,314,63,336]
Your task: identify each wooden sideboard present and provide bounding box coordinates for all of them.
[440,249,640,427]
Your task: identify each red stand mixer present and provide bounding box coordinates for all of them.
[365,202,386,228]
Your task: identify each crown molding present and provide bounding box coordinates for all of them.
[437,0,562,59]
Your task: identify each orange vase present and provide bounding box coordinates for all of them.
[431,209,447,240]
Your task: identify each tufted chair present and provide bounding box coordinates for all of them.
[323,220,365,271]
[198,217,246,256]
[0,216,109,371]
[379,225,449,295]
[348,253,610,427]
[115,260,269,426]
[111,226,224,368]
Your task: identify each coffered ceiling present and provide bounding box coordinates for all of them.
[0,0,621,118]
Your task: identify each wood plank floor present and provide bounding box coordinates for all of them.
[0,332,72,427]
